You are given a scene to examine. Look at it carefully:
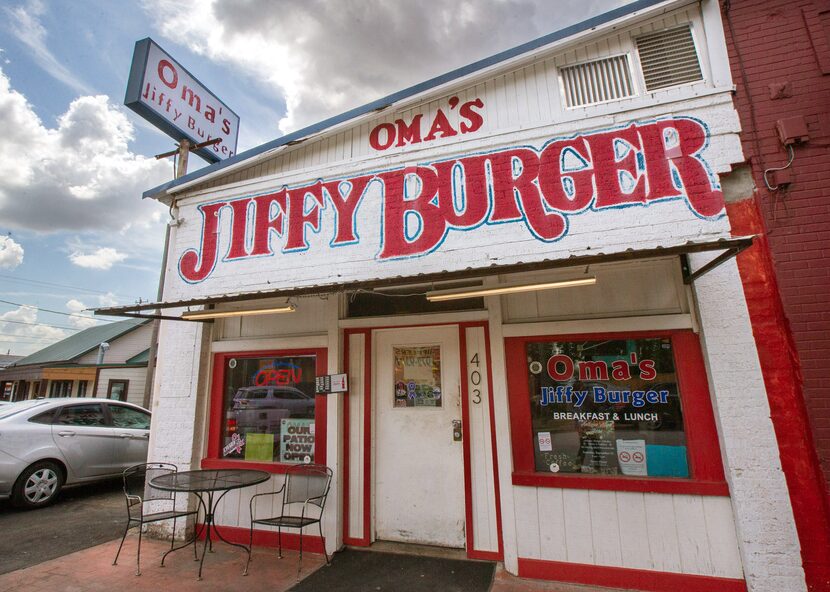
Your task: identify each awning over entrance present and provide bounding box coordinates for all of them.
[94,236,754,322]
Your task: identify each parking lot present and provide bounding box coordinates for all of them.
[0,478,125,574]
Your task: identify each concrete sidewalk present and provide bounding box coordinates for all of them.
[0,535,632,592]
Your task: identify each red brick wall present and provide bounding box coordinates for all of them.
[722,0,830,491]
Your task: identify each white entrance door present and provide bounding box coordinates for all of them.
[374,325,466,548]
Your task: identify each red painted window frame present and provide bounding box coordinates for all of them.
[505,330,729,496]
[203,347,328,475]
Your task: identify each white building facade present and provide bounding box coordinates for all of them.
[117,1,808,590]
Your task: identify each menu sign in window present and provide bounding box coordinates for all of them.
[525,338,689,478]
[393,346,442,407]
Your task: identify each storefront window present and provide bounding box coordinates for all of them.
[220,354,318,464]
[525,337,688,478]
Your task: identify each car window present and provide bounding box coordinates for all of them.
[55,404,106,426]
[109,405,151,429]
[29,409,57,424]
[280,390,305,400]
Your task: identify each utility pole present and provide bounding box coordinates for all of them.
[141,137,220,410]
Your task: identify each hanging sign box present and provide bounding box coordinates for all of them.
[124,37,240,163]
[315,373,348,394]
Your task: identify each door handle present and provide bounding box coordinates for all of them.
[452,419,463,442]
[57,431,76,437]
[119,433,132,439]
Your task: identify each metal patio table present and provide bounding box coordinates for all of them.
[150,468,271,579]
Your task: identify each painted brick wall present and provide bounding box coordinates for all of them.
[691,254,806,592]
[722,0,830,490]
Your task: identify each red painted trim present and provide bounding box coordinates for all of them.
[361,331,372,545]
[511,471,729,495]
[458,321,505,560]
[726,199,830,590]
[466,549,501,562]
[342,329,352,545]
[205,348,328,471]
[505,330,728,494]
[197,523,324,554]
[672,332,725,482]
[458,325,476,556]
[481,324,505,560]
[517,558,746,592]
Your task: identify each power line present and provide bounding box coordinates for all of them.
[0,273,140,299]
[0,318,80,331]
[0,332,62,342]
[0,299,115,323]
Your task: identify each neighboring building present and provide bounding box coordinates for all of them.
[718,2,830,590]
[0,319,151,406]
[0,354,23,401]
[100,1,823,591]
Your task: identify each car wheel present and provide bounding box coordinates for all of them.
[12,461,64,509]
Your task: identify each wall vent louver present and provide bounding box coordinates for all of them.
[561,55,635,108]
[636,25,703,91]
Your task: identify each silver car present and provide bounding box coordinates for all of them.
[0,398,151,509]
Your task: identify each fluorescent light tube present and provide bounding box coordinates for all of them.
[181,304,296,320]
[425,277,596,302]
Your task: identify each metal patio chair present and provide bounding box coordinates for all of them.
[247,463,333,580]
[112,462,198,575]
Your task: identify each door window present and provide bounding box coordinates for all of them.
[393,345,442,407]
[109,405,150,429]
[56,404,106,426]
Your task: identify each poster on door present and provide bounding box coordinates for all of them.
[393,345,442,407]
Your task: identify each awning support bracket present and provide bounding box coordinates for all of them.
[118,311,213,323]
[681,242,752,285]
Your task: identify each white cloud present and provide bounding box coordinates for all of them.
[97,292,119,308]
[0,305,67,356]
[143,0,623,135]
[69,247,127,270]
[3,0,93,95]
[0,66,170,236]
[65,298,97,329]
[0,236,24,269]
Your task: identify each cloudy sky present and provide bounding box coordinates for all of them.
[0,0,625,355]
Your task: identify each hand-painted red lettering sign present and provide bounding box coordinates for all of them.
[369,96,485,150]
[178,117,724,284]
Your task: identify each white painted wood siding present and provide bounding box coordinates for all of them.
[501,258,688,323]
[513,486,743,578]
[94,366,148,407]
[76,323,152,364]
[214,296,329,341]
[465,326,500,554]
[347,332,366,541]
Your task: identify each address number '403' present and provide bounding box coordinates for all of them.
[470,353,482,405]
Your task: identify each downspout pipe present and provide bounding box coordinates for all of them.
[96,342,110,365]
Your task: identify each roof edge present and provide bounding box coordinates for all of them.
[142,0,681,200]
